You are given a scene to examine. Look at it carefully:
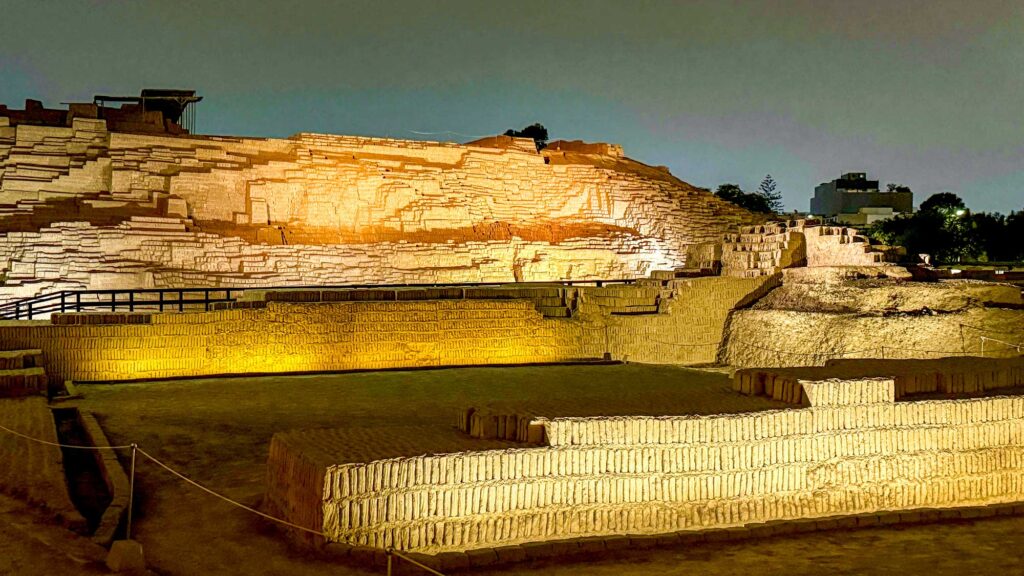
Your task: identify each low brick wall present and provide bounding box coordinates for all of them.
[265,377,1024,554]
[0,277,775,382]
[0,300,603,382]
[733,357,1024,403]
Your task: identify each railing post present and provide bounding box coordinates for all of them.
[111,292,116,312]
[60,292,66,314]
[127,443,137,540]
[27,301,32,319]
[159,291,164,312]
[76,292,81,313]
[178,290,184,312]
[129,292,135,312]
[14,302,19,320]
[204,289,210,311]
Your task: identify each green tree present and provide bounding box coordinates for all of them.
[504,123,549,150]
[919,192,966,214]
[714,183,771,213]
[966,212,1007,262]
[1007,211,1024,261]
[756,174,783,213]
[864,192,999,263]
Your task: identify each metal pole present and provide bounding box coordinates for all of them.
[127,443,137,540]
[386,550,392,576]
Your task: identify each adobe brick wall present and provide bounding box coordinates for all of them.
[266,377,1024,553]
[0,299,603,382]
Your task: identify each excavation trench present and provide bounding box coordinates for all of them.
[52,407,112,533]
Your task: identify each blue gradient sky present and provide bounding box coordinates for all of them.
[1,0,1021,213]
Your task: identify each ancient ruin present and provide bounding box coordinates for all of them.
[0,99,1022,574]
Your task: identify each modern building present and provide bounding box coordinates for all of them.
[810,172,913,225]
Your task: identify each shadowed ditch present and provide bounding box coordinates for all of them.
[52,408,111,533]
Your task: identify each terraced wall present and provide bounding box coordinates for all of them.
[265,378,1024,553]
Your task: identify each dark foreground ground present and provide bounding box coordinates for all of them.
[3,365,1021,575]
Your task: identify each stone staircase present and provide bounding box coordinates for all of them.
[0,349,48,397]
[803,224,899,266]
[721,219,900,277]
[721,221,803,278]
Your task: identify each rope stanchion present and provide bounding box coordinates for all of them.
[127,443,137,539]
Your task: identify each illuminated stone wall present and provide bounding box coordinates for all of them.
[0,117,759,300]
[596,275,780,365]
[0,300,602,382]
[0,220,670,302]
[0,276,779,382]
[722,307,1024,367]
[721,271,1024,367]
[267,377,1024,553]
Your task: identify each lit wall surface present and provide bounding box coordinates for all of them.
[0,277,781,382]
[266,377,1024,553]
[0,118,760,301]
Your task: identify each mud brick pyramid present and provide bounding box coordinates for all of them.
[0,118,761,302]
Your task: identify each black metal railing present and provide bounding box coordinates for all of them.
[0,288,239,320]
[0,279,642,320]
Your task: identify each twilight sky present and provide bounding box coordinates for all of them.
[1,0,1021,213]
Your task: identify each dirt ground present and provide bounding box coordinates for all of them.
[0,493,108,575]
[23,364,1018,575]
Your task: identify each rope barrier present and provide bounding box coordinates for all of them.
[0,423,340,541]
[980,335,1023,350]
[387,547,447,576]
[135,447,331,539]
[0,423,134,450]
[960,323,1023,337]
